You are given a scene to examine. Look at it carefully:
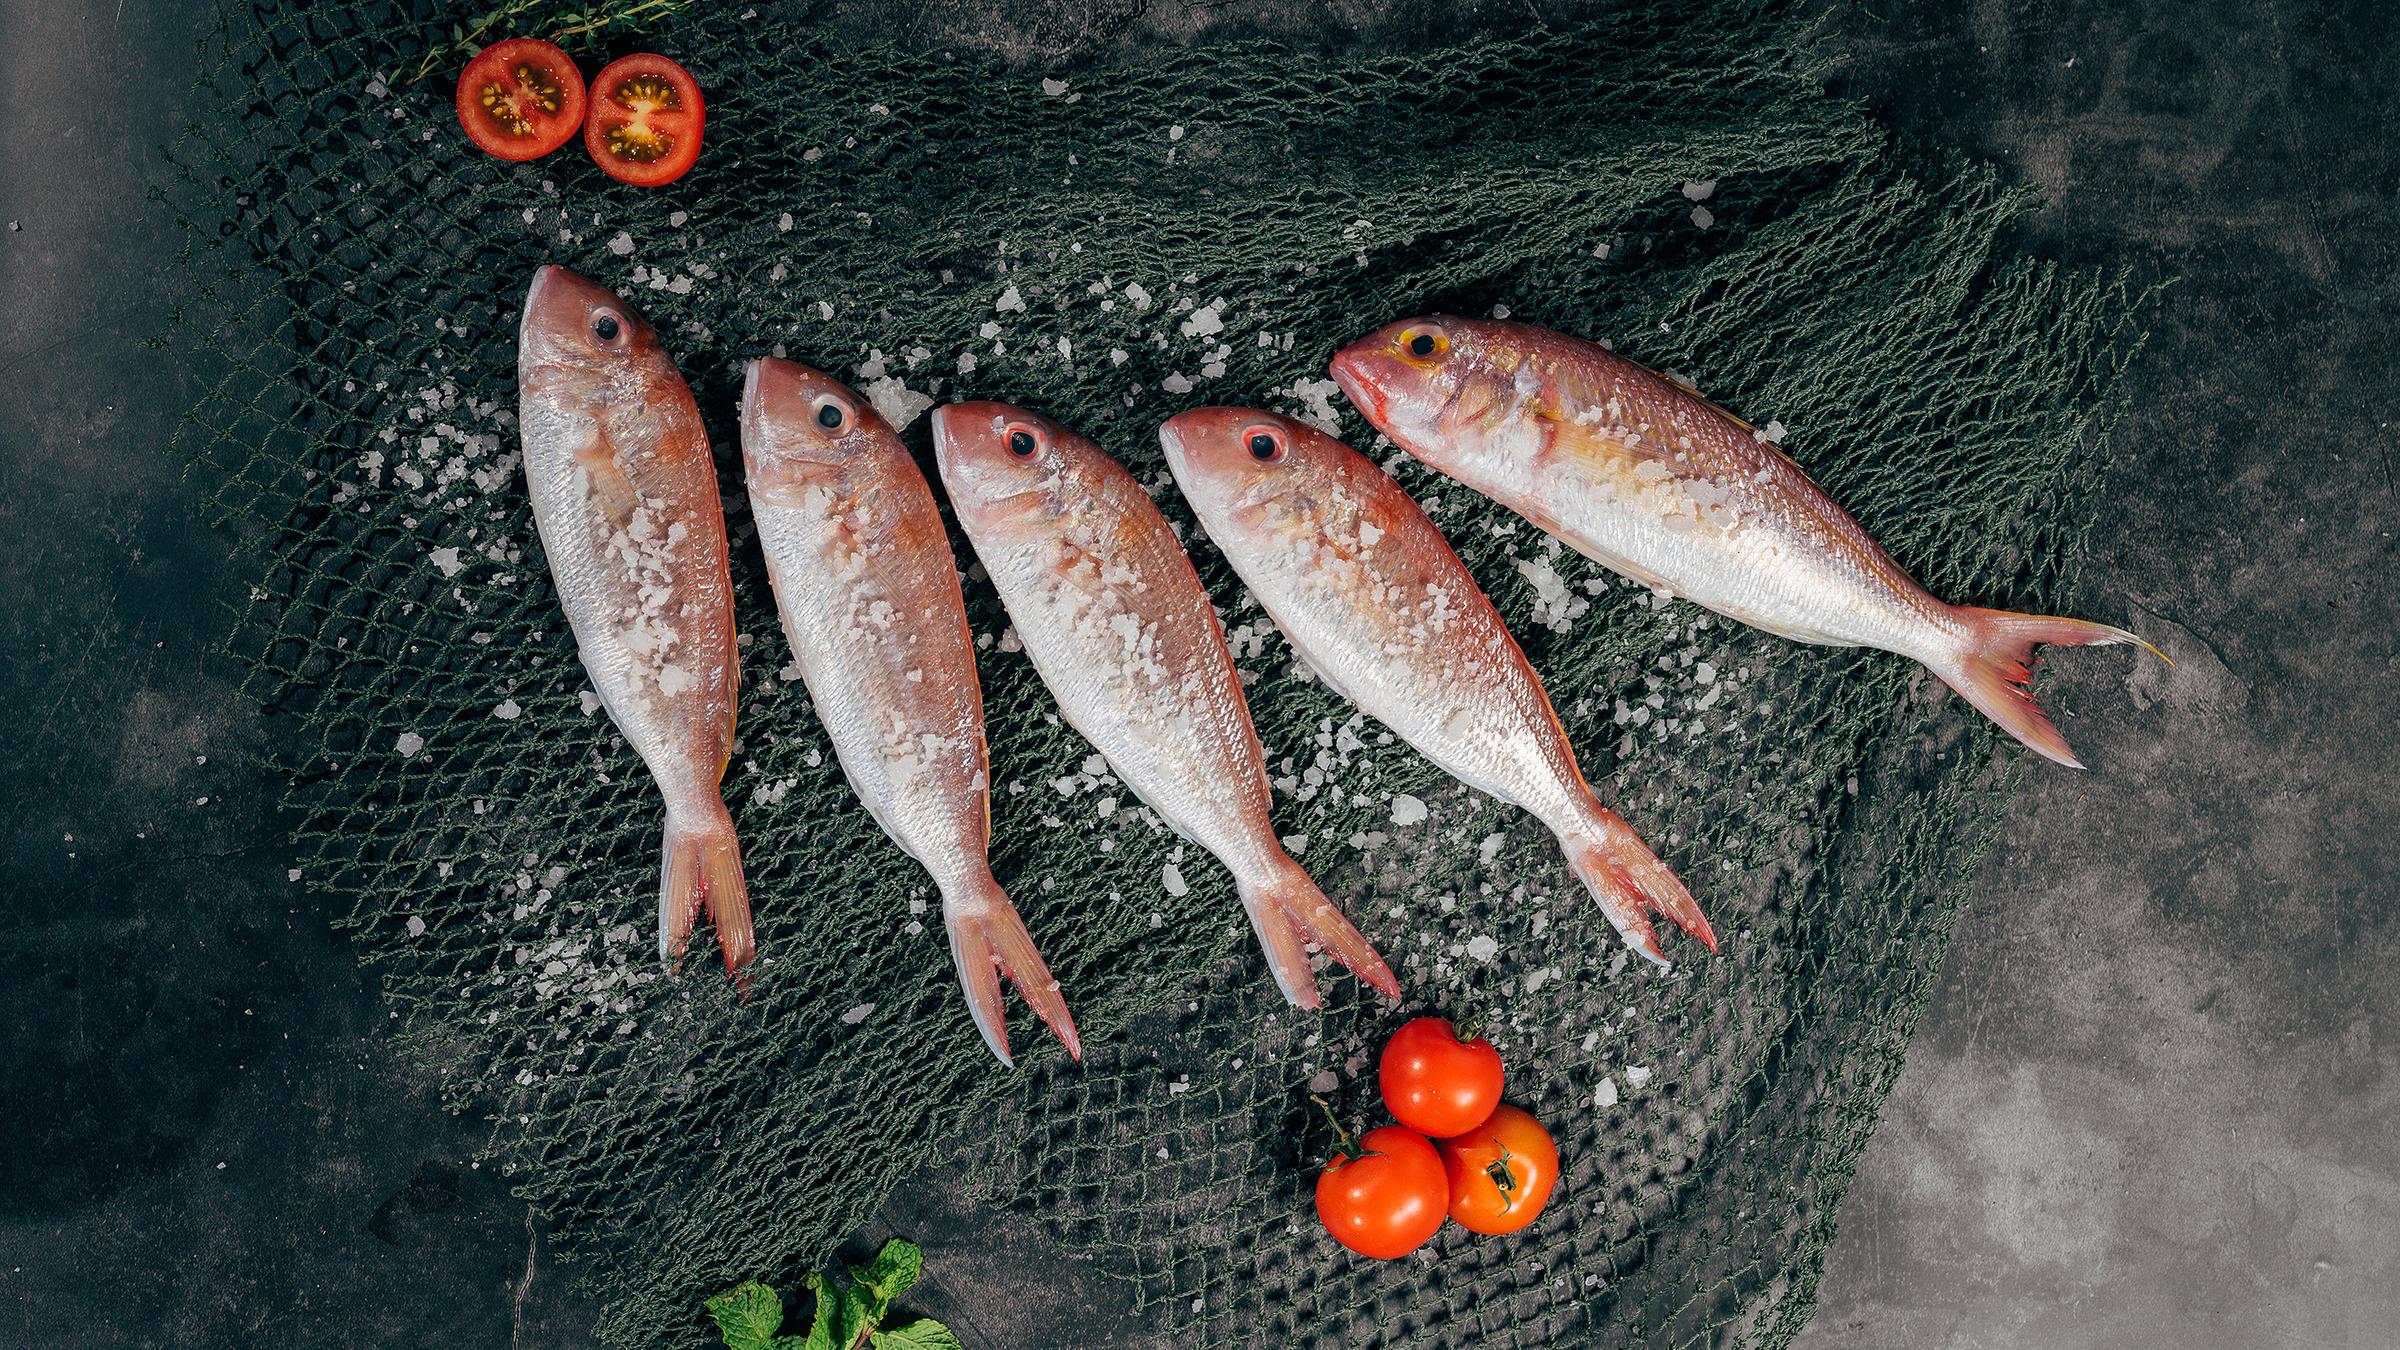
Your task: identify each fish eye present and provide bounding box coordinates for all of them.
[591,312,622,342]
[1007,425,1041,459]
[814,399,846,430]
[1398,324,1449,364]
[1244,427,1287,463]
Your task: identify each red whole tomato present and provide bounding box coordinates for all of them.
[584,53,705,187]
[1378,1016,1504,1138]
[455,38,587,162]
[1315,1124,1448,1259]
[1438,1104,1558,1235]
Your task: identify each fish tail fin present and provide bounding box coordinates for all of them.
[1236,858,1401,1010]
[1560,806,1716,969]
[661,805,755,983]
[942,874,1081,1068]
[1935,606,2163,769]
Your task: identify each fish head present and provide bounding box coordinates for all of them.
[930,400,1089,539]
[518,265,679,409]
[739,356,895,498]
[1158,406,1348,539]
[1331,315,1546,481]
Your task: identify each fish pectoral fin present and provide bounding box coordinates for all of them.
[576,442,645,527]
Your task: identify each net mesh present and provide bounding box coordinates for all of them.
[163,2,2142,1345]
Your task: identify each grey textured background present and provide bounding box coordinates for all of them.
[1,2,2391,1347]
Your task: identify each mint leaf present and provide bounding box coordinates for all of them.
[706,1281,787,1350]
[853,1239,924,1322]
[870,1319,965,1350]
[796,1272,843,1350]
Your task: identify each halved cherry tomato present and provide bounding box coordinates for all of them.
[1379,1016,1504,1138]
[583,53,705,187]
[1438,1104,1558,1236]
[455,38,587,163]
[1315,1124,1449,1259]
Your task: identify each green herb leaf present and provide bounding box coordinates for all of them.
[870,1319,965,1350]
[705,1280,788,1350]
[859,1239,921,1306]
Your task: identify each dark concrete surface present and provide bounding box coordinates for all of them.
[0,1,2389,1347]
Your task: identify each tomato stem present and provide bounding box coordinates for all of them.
[1308,1094,1364,1163]
[1485,1141,1520,1205]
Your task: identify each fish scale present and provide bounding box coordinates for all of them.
[743,359,1077,1066]
[1334,315,2158,768]
[516,265,752,977]
[1161,406,1715,967]
[934,400,1399,1011]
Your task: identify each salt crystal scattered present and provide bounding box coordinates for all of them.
[1625,1064,1653,1088]
[1168,125,1185,141]
[1389,794,1428,827]
[1465,934,1500,962]
[1691,206,1715,229]
[606,231,634,255]
[841,1003,875,1025]
[1681,179,1717,201]
[395,731,425,757]
[405,915,426,937]
[862,376,935,431]
[428,546,464,578]
[1595,1076,1619,1108]
[492,699,522,720]
[995,284,1026,313]
[1041,77,1070,96]
[1162,863,1189,897]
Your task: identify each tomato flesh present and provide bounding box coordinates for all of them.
[584,54,705,187]
[1379,1016,1505,1138]
[1439,1104,1558,1235]
[455,39,586,162]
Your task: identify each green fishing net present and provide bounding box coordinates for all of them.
[166,1,2140,1344]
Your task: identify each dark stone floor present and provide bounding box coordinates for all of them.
[1,2,2388,1347]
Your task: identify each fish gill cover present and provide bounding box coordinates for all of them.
[163,2,2142,1345]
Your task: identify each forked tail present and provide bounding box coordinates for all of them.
[1934,606,2163,769]
[1561,807,1716,970]
[660,805,756,981]
[944,876,1081,1068]
[1237,858,1401,1010]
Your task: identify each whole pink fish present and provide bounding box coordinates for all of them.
[1161,407,1714,966]
[1332,317,2157,767]
[517,265,752,977]
[931,401,1399,1009]
[741,358,1077,1065]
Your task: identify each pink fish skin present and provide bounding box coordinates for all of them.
[517,265,751,978]
[740,358,1077,1066]
[1161,407,1714,967]
[931,401,1399,1009]
[1332,316,2161,768]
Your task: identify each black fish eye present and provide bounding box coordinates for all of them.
[1008,430,1037,459]
[1248,433,1278,461]
[1408,333,1437,357]
[816,403,845,430]
[592,314,621,341]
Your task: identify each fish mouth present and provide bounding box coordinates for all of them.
[1155,420,1192,476]
[1327,348,1384,423]
[739,357,766,432]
